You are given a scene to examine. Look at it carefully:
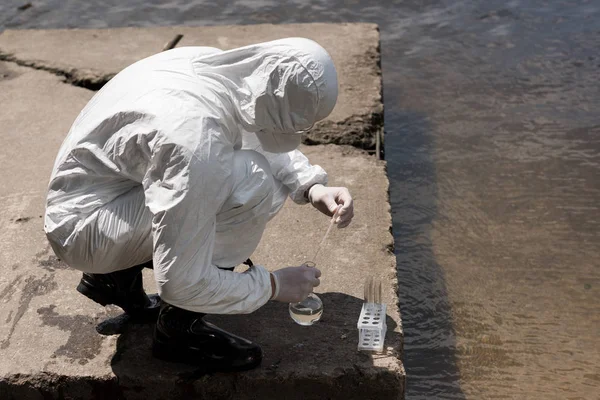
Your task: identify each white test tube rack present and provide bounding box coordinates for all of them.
[357,302,387,352]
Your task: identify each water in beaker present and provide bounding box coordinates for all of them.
[289,292,323,326]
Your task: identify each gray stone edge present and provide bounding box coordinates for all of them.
[0,367,404,400]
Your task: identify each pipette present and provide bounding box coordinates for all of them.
[289,206,341,326]
[311,206,340,264]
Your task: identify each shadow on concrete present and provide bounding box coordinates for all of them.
[386,111,465,399]
[97,292,403,399]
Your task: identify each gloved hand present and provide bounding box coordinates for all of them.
[270,265,322,303]
[307,184,354,228]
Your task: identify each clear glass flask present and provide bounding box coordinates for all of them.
[289,261,323,326]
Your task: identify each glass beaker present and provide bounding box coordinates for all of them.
[288,261,323,326]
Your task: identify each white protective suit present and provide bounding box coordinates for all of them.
[44,39,338,314]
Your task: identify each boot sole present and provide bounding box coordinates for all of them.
[152,339,262,372]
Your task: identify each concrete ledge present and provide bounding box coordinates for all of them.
[0,24,403,399]
[0,23,383,151]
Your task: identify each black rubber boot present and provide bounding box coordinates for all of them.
[152,303,262,371]
[76,261,160,321]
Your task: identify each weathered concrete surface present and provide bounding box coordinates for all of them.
[0,23,383,151]
[0,25,402,399]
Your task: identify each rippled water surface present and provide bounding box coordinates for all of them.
[2,1,599,398]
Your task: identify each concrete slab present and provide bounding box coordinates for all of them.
[0,24,402,400]
[0,23,383,150]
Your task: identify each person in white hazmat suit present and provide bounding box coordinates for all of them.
[44,38,354,371]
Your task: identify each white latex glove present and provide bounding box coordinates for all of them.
[271,265,322,303]
[307,184,354,228]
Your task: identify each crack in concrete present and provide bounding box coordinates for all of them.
[0,50,384,156]
[0,51,113,90]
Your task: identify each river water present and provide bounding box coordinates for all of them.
[1,1,599,399]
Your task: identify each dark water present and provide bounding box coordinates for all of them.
[2,1,599,398]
